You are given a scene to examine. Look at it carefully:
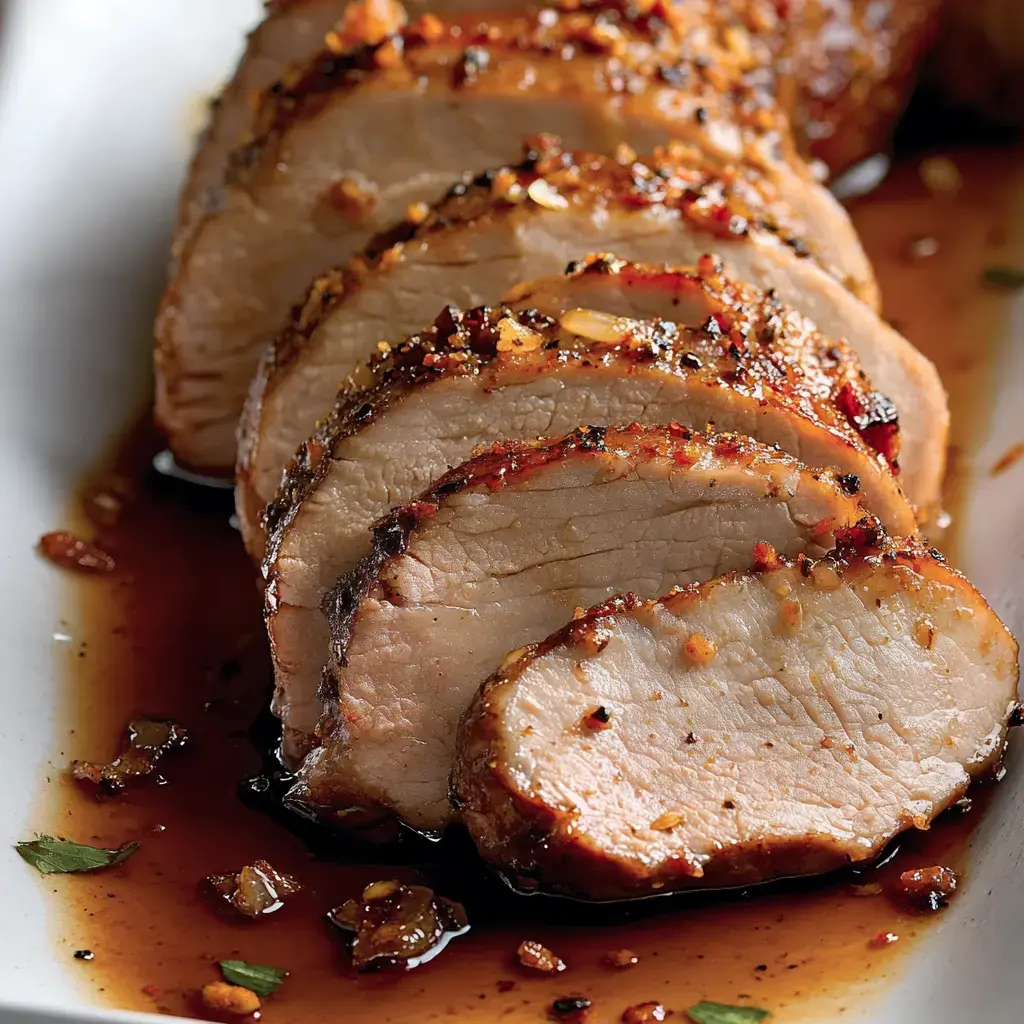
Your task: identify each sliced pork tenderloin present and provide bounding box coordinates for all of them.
[287,426,882,832]
[453,523,1019,900]
[237,139,876,554]
[514,254,947,515]
[156,1,872,473]
[263,280,916,762]
[175,0,938,239]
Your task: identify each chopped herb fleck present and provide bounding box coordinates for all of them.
[687,1002,769,1024]
[984,266,1024,289]
[218,959,287,997]
[15,836,139,874]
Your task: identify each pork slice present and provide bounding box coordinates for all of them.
[514,255,947,516]
[287,426,878,832]
[155,3,871,472]
[236,139,872,555]
[453,524,1019,900]
[173,0,938,244]
[264,282,916,763]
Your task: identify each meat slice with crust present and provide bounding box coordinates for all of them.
[513,254,947,515]
[262,282,916,763]
[236,140,879,555]
[175,0,939,240]
[156,1,872,473]
[287,426,879,832]
[452,525,1019,900]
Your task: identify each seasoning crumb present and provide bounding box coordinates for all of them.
[897,865,959,911]
[73,950,94,961]
[603,948,639,969]
[200,981,261,1016]
[622,1001,667,1023]
[907,236,939,261]
[684,633,717,665]
[582,706,612,732]
[38,531,115,574]
[649,810,685,831]
[990,442,1024,476]
[869,931,899,949]
[919,155,962,195]
[550,996,592,1022]
[518,939,566,974]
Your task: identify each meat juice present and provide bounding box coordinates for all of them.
[33,148,1024,1022]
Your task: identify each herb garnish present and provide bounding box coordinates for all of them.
[15,836,139,874]
[218,960,287,997]
[983,266,1024,289]
[687,1002,770,1024]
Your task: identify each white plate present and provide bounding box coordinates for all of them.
[0,2,1021,1022]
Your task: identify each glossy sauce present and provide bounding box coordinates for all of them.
[37,148,1023,1023]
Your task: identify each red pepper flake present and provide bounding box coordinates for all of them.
[751,540,780,572]
[582,706,612,731]
[38,531,115,573]
[869,931,899,949]
[518,939,566,974]
[622,1002,667,1023]
[990,442,1024,476]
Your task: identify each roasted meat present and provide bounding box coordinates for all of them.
[515,256,946,516]
[236,139,880,554]
[288,426,880,831]
[156,1,866,472]
[452,525,1019,900]
[262,270,916,761]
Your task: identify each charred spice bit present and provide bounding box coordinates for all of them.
[200,981,260,1017]
[38,531,115,574]
[518,939,566,974]
[869,931,899,949]
[582,705,613,732]
[73,950,94,961]
[603,948,639,969]
[896,865,959,912]
[622,1002,668,1023]
[206,859,302,918]
[72,717,187,797]
[982,266,1024,290]
[327,880,469,970]
[550,996,592,1022]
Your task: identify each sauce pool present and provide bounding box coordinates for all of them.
[35,147,1024,1023]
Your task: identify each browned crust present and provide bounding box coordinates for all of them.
[226,0,796,189]
[261,259,901,581]
[451,520,1020,900]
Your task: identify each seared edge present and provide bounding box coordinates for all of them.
[450,521,1021,899]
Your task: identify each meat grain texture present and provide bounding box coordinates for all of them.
[289,426,876,831]
[261,265,916,761]
[157,0,872,472]
[453,526,1020,900]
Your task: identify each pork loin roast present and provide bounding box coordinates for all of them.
[288,426,880,832]
[156,1,871,473]
[176,0,939,242]
[515,255,947,515]
[237,140,878,554]
[263,272,916,762]
[452,523,1019,900]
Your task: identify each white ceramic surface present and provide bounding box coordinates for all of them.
[0,2,1020,1022]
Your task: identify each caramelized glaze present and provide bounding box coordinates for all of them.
[35,147,1024,1022]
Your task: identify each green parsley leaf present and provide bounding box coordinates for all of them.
[219,960,287,998]
[687,1001,770,1024]
[983,266,1024,289]
[15,836,139,874]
